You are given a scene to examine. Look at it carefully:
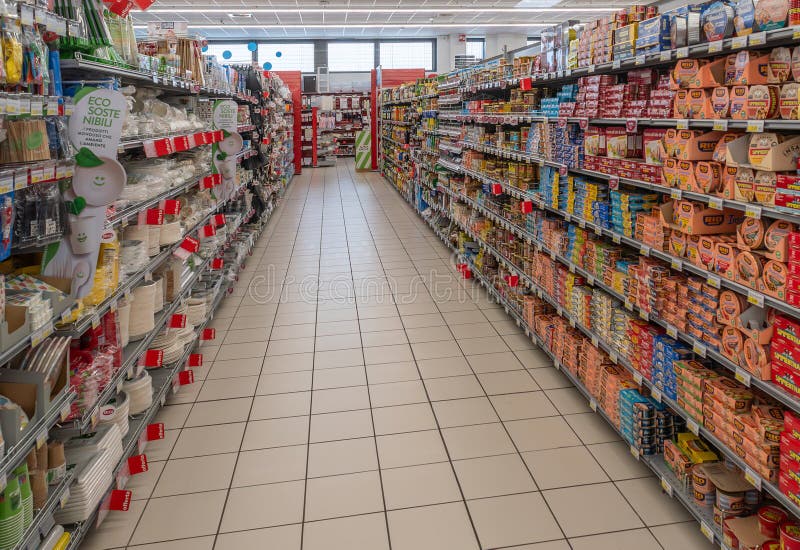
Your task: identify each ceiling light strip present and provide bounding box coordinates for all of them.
[136,7,618,13]
[132,23,561,28]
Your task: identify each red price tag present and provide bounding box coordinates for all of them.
[491,183,503,195]
[127,454,149,475]
[211,258,224,270]
[146,423,165,441]
[141,349,164,367]
[172,135,190,152]
[557,118,567,128]
[180,236,200,253]
[213,214,226,227]
[200,174,221,189]
[163,199,181,215]
[132,0,154,9]
[201,328,216,341]
[508,275,519,287]
[144,138,174,158]
[108,0,132,16]
[169,314,186,329]
[462,268,472,280]
[193,132,207,145]
[625,118,638,133]
[521,200,533,214]
[108,490,132,511]
[178,370,194,385]
[146,208,164,225]
[188,353,203,367]
[213,130,224,142]
[559,165,568,176]
[202,224,217,238]
[609,176,620,191]
[577,118,589,130]
[520,77,532,91]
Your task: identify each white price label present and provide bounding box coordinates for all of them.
[661,477,673,496]
[633,372,643,385]
[670,188,683,200]
[745,204,762,219]
[744,467,762,490]
[677,47,689,59]
[749,31,766,46]
[708,196,724,210]
[706,274,721,289]
[732,36,748,49]
[589,399,597,412]
[671,258,683,271]
[687,418,700,435]
[707,40,723,53]
[735,368,752,387]
[693,341,708,358]
[612,234,621,244]
[676,119,689,130]
[652,388,662,402]
[746,120,765,132]
[630,445,640,460]
[609,351,618,364]
[659,50,672,62]
[591,335,599,347]
[747,290,764,307]
[713,119,728,131]
[612,59,621,69]
[640,246,651,257]
[666,325,678,339]
[635,54,646,65]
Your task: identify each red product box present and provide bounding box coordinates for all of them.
[772,362,800,397]
[789,290,800,307]
[776,193,800,211]
[777,174,800,193]
[779,472,800,506]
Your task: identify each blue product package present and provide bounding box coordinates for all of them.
[0,190,13,262]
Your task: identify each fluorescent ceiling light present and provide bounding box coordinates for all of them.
[138,7,617,13]
[132,23,557,28]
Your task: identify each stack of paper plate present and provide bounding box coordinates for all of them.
[54,424,123,524]
[0,474,23,549]
[123,372,153,414]
[98,393,130,438]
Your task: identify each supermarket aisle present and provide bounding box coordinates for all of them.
[82,160,716,550]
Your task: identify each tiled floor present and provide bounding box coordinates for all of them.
[84,160,717,550]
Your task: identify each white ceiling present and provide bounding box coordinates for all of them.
[131,0,631,39]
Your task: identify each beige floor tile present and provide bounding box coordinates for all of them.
[586,441,652,481]
[543,482,644,537]
[372,402,436,435]
[366,361,420,384]
[505,416,582,452]
[312,385,371,413]
[361,329,408,347]
[442,310,488,325]
[82,499,146,550]
[184,397,252,427]
[457,336,510,355]
[616,477,693,526]
[369,379,427,407]
[490,391,558,421]
[410,340,462,360]
[400,313,446,329]
[514,348,553,369]
[130,491,227,544]
[417,356,473,379]
[315,347,364,369]
[477,370,540,395]
[241,416,309,450]
[274,310,317,326]
[441,422,516,460]
[216,341,268,361]
[170,423,245,459]
[223,327,273,344]
[305,471,384,521]
[143,429,179,462]
[127,535,216,550]
[317,319,360,336]
[262,352,314,374]
[197,376,258,401]
[364,343,414,364]
[267,336,315,356]
[307,437,378,477]
[522,446,609,490]
[382,462,461,510]
[152,453,236,497]
[359,316,404,332]
[250,392,311,420]
[545,387,593,415]
[569,529,662,550]
[376,430,449,468]
[154,404,191,430]
[467,492,563,548]
[565,412,622,445]
[129,460,166,502]
[309,409,374,443]
[432,397,499,428]
[466,351,525,373]
[313,365,367,389]
[529,367,574,390]
[220,480,305,532]
[424,374,484,401]
[503,333,537,351]
[302,513,389,550]
[215,525,301,550]
[448,322,498,339]
[315,332,363,351]
[453,454,537,499]
[270,323,315,340]
[232,445,307,486]
[256,371,313,395]
[388,502,479,550]
[206,357,263,379]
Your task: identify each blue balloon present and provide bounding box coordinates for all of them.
[263,61,272,70]
[201,45,208,52]
[247,41,257,52]
[275,51,282,58]
[222,50,232,60]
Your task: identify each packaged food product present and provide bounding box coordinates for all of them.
[755,0,789,30]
